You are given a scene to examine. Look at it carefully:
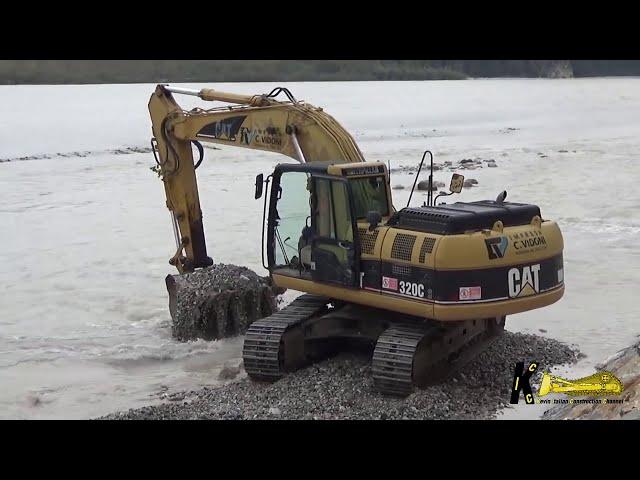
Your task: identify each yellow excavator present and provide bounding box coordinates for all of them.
[149,84,565,395]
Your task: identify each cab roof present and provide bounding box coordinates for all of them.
[274,161,387,177]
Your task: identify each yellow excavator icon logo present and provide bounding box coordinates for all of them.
[510,362,624,404]
[538,371,624,397]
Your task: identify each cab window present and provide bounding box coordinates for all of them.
[349,176,389,219]
[314,178,353,242]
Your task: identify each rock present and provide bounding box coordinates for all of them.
[417,180,437,191]
[467,178,478,185]
[218,362,242,380]
[460,159,474,164]
[487,162,498,168]
[463,180,475,188]
[392,185,405,190]
[166,264,283,341]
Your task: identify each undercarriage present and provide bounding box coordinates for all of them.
[242,294,506,396]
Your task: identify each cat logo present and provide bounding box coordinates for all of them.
[508,264,540,298]
[196,115,247,141]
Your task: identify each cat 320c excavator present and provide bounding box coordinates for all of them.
[149,84,565,396]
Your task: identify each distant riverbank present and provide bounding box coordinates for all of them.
[3,60,640,85]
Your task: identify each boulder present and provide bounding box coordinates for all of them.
[218,360,243,380]
[417,180,437,191]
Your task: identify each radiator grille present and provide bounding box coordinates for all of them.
[358,228,379,255]
[392,264,412,276]
[391,233,416,261]
[419,237,436,263]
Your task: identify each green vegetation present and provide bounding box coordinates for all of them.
[1,60,639,84]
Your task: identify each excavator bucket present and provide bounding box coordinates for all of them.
[165,264,284,341]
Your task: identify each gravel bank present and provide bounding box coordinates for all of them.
[101,331,579,420]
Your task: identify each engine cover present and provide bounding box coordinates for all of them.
[389,201,542,235]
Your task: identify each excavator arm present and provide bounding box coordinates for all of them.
[148,84,365,273]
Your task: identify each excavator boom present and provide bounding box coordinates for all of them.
[148,84,365,272]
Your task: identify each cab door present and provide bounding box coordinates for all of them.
[310,176,360,287]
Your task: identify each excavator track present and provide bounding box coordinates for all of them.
[371,324,435,396]
[242,294,329,381]
[372,317,505,396]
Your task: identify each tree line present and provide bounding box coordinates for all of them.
[1,60,639,84]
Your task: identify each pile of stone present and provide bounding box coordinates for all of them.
[389,157,497,177]
[101,331,580,420]
[0,145,155,163]
[166,263,284,341]
[458,158,498,169]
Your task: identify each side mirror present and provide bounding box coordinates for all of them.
[367,211,382,231]
[449,173,464,194]
[254,173,264,199]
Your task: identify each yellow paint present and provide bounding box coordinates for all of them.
[538,371,624,397]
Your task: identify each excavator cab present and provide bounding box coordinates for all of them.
[261,162,392,289]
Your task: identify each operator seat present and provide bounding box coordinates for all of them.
[298,225,314,270]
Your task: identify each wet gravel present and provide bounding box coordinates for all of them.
[101,331,579,420]
[176,263,271,294]
[168,264,279,341]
